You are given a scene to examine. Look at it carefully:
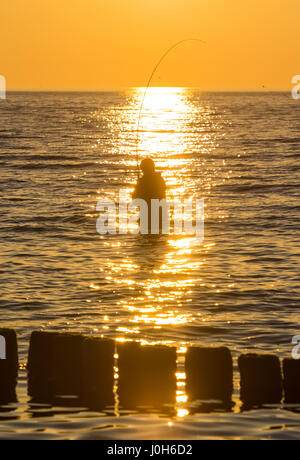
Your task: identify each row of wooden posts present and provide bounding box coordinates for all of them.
[1,329,300,409]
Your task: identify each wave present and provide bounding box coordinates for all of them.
[214,183,297,192]
[241,137,300,146]
[17,162,98,170]
[3,154,82,161]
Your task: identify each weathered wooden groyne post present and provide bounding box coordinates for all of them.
[238,354,283,407]
[28,331,84,403]
[27,331,115,409]
[283,358,300,403]
[185,346,233,408]
[79,337,115,410]
[117,341,177,409]
[0,328,18,403]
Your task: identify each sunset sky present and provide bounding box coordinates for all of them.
[1,0,299,91]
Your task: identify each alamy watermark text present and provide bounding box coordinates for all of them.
[0,75,6,100]
[96,192,204,244]
[292,75,300,100]
[0,335,6,359]
[292,335,300,359]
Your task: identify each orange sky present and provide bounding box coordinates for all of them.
[1,0,299,90]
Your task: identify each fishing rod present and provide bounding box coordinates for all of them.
[135,38,206,178]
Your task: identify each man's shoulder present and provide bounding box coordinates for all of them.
[155,171,164,180]
[157,172,166,184]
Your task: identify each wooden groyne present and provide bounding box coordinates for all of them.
[283,358,300,404]
[27,332,115,409]
[1,330,300,409]
[0,328,18,403]
[186,347,233,403]
[118,341,177,408]
[238,354,283,407]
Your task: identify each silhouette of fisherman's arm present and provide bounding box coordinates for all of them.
[157,172,166,199]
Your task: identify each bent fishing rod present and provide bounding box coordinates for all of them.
[135,38,206,178]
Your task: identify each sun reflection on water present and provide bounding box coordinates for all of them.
[175,348,190,418]
[135,87,192,159]
[91,87,220,344]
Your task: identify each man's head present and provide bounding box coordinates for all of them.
[140,158,155,175]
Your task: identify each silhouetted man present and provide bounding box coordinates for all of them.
[133,159,166,201]
[132,159,167,234]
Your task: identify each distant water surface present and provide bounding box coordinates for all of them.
[0,90,299,439]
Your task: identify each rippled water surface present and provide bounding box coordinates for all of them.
[0,90,300,439]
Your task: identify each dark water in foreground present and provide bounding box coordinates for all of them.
[0,90,300,439]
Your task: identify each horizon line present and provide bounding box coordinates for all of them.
[5,87,291,93]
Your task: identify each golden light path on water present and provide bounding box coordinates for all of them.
[93,88,220,419]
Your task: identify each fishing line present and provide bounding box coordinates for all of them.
[135,38,206,176]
